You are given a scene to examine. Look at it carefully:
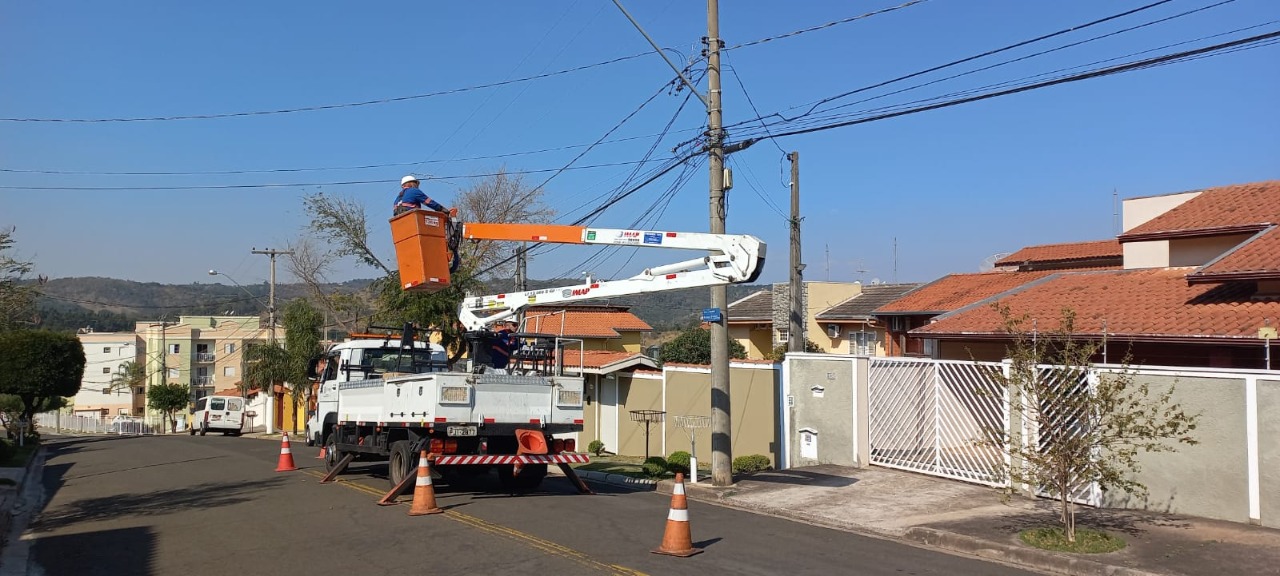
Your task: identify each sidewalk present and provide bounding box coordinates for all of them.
[650,465,1280,576]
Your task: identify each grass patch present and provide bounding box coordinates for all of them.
[0,443,38,468]
[1019,527,1127,554]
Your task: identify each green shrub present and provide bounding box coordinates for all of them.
[667,451,691,475]
[732,454,772,476]
[587,440,606,457]
[642,456,668,478]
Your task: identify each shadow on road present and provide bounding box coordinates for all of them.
[736,469,858,488]
[31,477,286,531]
[31,525,157,576]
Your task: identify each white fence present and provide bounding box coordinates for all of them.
[34,412,171,436]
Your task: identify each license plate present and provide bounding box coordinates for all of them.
[447,426,477,437]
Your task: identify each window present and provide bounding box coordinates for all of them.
[775,328,789,345]
[101,387,111,395]
[849,331,874,356]
[168,344,180,354]
[135,387,144,396]
[227,398,243,411]
[223,366,236,377]
[195,366,209,377]
[210,398,226,411]
[103,347,111,354]
[196,343,209,354]
[225,343,236,354]
[196,398,207,411]
[168,368,179,378]
[102,367,111,374]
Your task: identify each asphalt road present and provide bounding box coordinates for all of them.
[9,434,1040,576]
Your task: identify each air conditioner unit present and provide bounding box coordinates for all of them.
[826,324,839,339]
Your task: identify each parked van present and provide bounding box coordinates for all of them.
[189,395,245,436]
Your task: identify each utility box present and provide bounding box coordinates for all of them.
[390,209,452,293]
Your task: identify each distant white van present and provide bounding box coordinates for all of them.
[189,395,245,436]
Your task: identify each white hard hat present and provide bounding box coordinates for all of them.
[400,175,420,186]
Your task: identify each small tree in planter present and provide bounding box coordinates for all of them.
[147,382,191,433]
[985,305,1199,546]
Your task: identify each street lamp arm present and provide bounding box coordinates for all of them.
[207,270,270,311]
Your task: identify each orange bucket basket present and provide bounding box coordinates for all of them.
[390,209,453,293]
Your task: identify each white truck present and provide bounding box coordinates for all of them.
[308,213,766,493]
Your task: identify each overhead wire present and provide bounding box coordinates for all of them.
[725,0,932,50]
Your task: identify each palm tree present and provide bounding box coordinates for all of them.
[109,360,148,397]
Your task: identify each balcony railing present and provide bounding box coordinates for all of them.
[195,353,216,363]
[192,376,215,386]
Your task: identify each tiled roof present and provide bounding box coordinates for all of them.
[524,305,651,338]
[727,290,772,322]
[913,268,1280,343]
[873,271,1055,315]
[994,239,1122,269]
[1120,181,1280,240]
[560,350,656,373]
[816,284,923,320]
[1189,226,1280,283]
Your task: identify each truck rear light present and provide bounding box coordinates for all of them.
[529,418,540,425]
[483,417,495,424]
[434,417,447,423]
[572,419,584,425]
[479,439,488,453]
[565,439,576,452]
[429,439,444,453]
[551,439,565,453]
[444,439,458,454]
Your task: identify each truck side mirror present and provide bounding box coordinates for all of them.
[306,357,321,379]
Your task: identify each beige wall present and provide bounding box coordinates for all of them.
[1122,190,1200,232]
[617,373,665,458]
[730,324,773,360]
[1123,240,1170,269]
[1169,233,1253,267]
[822,322,888,356]
[804,283,862,352]
[661,365,780,466]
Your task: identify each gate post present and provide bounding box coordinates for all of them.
[853,356,870,467]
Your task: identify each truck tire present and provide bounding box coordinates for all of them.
[200,423,207,437]
[498,464,547,493]
[324,436,346,473]
[387,440,415,489]
[188,426,195,436]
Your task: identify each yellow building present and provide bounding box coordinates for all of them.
[727,290,773,359]
[727,281,869,358]
[813,283,921,355]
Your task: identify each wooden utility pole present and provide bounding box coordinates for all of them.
[705,0,733,487]
[252,248,294,342]
[787,151,804,353]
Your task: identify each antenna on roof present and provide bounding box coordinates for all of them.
[979,252,1013,272]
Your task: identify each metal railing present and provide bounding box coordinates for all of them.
[34,412,169,436]
[195,352,216,363]
[192,375,215,386]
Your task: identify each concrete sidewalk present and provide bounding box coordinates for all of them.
[656,465,1280,576]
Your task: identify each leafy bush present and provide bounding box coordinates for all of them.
[732,454,772,476]
[667,451,691,475]
[588,439,606,457]
[642,456,668,478]
[765,339,823,362]
[658,326,747,365]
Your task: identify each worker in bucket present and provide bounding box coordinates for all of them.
[489,322,521,370]
[393,175,447,215]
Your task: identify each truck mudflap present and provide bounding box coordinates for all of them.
[435,453,589,465]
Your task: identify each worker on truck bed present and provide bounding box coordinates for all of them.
[489,322,520,370]
[393,175,446,215]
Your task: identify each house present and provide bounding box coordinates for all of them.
[904,180,1280,369]
[521,304,652,353]
[72,330,145,417]
[813,283,920,355]
[727,281,864,359]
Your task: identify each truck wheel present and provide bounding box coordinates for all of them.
[199,424,207,437]
[324,437,346,473]
[188,426,195,436]
[387,440,415,488]
[498,464,547,493]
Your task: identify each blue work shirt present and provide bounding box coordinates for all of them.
[395,186,445,212]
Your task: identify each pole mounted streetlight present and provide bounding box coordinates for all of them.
[208,269,275,342]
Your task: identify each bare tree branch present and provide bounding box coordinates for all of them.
[305,193,393,276]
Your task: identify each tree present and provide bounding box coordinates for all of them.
[984,305,1199,543]
[765,339,822,362]
[0,330,85,421]
[0,228,36,332]
[109,360,147,395]
[242,340,290,401]
[452,168,554,274]
[658,326,747,365]
[147,382,190,433]
[282,298,324,434]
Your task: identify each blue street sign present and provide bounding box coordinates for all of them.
[701,308,722,323]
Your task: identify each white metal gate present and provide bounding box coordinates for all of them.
[867,357,1008,487]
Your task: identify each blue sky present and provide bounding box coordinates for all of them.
[2,1,1277,289]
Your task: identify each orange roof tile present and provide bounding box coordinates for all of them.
[559,349,656,372]
[524,305,652,338]
[994,239,1122,268]
[1121,181,1280,240]
[874,271,1055,315]
[914,268,1280,343]
[1190,226,1280,283]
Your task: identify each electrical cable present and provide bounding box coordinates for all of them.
[726,0,931,50]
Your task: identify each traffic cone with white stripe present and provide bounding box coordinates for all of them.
[275,433,298,472]
[316,445,327,460]
[652,473,701,557]
[407,450,443,516]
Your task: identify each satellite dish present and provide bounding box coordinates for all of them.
[869,278,882,285]
[979,252,1013,272]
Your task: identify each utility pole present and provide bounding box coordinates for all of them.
[705,0,733,487]
[788,151,804,353]
[515,247,528,292]
[252,248,294,343]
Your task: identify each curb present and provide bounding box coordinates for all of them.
[572,469,657,491]
[903,528,1163,576]
[0,446,43,545]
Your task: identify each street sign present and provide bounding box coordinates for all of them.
[701,308,722,323]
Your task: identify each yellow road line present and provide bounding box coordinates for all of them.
[302,470,648,576]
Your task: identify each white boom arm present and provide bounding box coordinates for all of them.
[458,227,766,331]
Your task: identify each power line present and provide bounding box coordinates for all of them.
[0,159,673,191]
[0,52,657,123]
[752,30,1280,141]
[726,0,932,50]
[724,56,786,155]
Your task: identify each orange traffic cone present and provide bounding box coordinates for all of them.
[274,433,298,472]
[652,473,701,557]
[316,445,327,460]
[407,450,443,516]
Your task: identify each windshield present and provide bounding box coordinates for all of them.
[359,347,445,375]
